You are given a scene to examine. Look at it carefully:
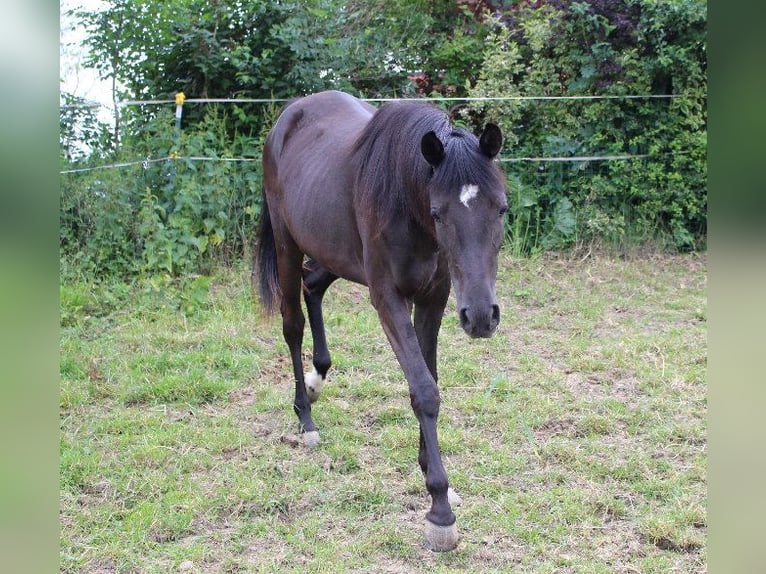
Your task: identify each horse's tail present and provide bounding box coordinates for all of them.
[253,189,280,315]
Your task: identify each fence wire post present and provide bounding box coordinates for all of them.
[174,92,185,133]
[170,92,185,186]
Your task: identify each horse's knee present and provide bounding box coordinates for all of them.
[410,383,440,419]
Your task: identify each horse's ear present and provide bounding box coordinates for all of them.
[479,123,502,159]
[421,131,445,168]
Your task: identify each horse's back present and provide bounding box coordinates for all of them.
[262,91,374,284]
[266,91,373,161]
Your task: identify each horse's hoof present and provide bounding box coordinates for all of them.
[305,370,325,403]
[424,520,459,552]
[303,430,320,447]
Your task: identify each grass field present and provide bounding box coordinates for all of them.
[60,251,707,573]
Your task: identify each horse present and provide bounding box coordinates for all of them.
[254,90,507,551]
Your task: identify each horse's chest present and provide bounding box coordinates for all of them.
[372,225,444,296]
[392,250,441,296]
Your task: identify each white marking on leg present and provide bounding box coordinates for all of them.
[305,369,325,403]
[459,184,479,207]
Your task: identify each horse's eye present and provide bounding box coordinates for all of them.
[430,206,441,222]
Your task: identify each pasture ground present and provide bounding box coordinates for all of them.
[60,250,707,573]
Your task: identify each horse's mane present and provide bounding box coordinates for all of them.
[352,100,450,230]
[352,100,500,232]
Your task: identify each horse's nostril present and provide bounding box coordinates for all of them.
[460,304,499,337]
[459,307,469,327]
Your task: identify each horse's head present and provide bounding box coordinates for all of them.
[422,124,507,338]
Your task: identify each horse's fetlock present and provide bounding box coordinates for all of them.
[314,355,331,378]
[426,477,449,497]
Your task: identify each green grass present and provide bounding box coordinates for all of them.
[60,251,707,572]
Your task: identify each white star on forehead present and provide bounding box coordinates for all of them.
[459,184,479,207]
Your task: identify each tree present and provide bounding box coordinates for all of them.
[61,0,707,278]
[72,0,502,134]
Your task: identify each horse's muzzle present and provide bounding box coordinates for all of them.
[459,304,500,338]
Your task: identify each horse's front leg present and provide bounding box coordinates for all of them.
[414,280,463,509]
[371,285,459,551]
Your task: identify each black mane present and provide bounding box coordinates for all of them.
[352,100,450,228]
[352,100,503,231]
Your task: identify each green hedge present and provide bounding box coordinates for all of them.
[60,0,706,277]
[465,0,706,254]
[60,109,266,278]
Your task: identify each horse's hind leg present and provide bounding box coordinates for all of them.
[302,259,338,403]
[274,236,320,446]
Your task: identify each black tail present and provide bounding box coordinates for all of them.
[253,191,280,314]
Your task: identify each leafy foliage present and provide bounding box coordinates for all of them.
[465,0,706,253]
[61,0,707,277]
[60,108,268,278]
[60,92,115,161]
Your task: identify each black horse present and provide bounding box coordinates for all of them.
[255,90,507,551]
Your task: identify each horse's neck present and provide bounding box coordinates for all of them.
[404,183,437,244]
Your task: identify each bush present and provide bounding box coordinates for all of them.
[60,108,266,278]
[464,0,706,254]
[60,0,706,277]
